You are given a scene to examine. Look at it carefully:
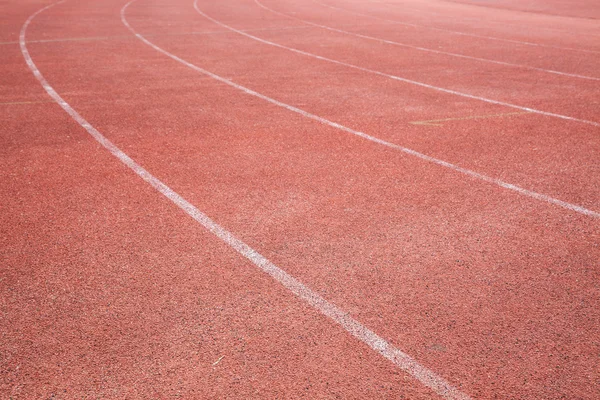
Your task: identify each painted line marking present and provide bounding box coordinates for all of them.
[254,0,600,82]
[0,25,314,46]
[313,0,600,55]
[21,3,472,400]
[192,1,599,128]
[0,100,53,106]
[1,20,404,46]
[410,112,531,127]
[129,0,598,219]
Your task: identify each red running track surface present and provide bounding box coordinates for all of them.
[1,0,599,398]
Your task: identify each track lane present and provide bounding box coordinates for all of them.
[254,0,600,82]
[293,0,600,80]
[442,0,600,20]
[2,105,443,400]
[175,1,600,216]
[367,0,600,38]
[15,1,471,398]
[152,0,600,211]
[316,0,600,54]
[3,1,460,399]
[15,0,600,398]
[117,0,600,396]
[194,0,600,125]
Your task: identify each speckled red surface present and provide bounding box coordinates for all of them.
[1,0,599,398]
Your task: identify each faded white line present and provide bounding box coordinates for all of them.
[22,2,473,400]
[1,25,313,46]
[254,0,600,82]
[0,100,52,105]
[130,0,598,216]
[193,0,599,128]
[314,0,600,54]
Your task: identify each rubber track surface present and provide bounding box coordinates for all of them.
[2,0,599,398]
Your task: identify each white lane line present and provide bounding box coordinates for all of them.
[1,25,313,46]
[132,0,597,218]
[0,100,52,105]
[21,3,472,400]
[193,1,600,128]
[127,0,598,218]
[314,0,600,55]
[254,0,600,82]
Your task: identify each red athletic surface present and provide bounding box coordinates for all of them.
[1,0,599,398]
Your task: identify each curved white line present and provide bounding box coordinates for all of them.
[20,2,473,400]
[254,0,600,82]
[124,0,598,217]
[314,0,600,55]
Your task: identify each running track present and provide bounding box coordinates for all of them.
[1,0,599,398]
